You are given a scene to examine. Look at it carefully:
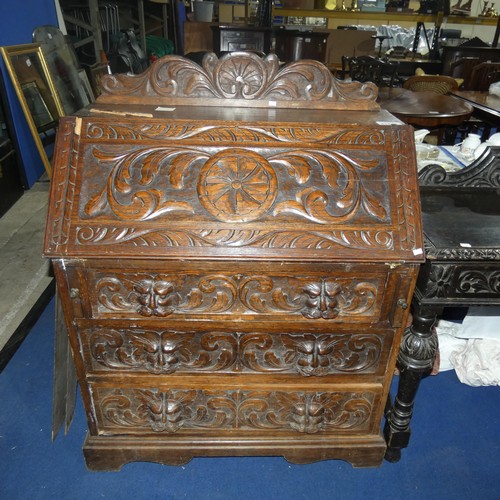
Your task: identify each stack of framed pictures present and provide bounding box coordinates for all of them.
[1,27,100,178]
[0,43,63,177]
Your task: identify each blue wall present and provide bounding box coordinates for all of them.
[0,0,58,187]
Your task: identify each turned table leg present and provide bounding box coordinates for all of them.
[384,304,439,462]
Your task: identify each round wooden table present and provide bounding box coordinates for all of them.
[377,87,474,143]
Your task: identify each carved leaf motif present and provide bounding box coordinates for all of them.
[239,333,382,375]
[318,151,385,218]
[85,147,203,220]
[99,53,379,110]
[181,275,238,312]
[338,282,378,314]
[95,272,379,319]
[88,330,382,375]
[167,152,202,189]
[76,226,394,251]
[360,184,387,219]
[87,122,385,145]
[272,150,386,224]
[96,274,238,316]
[268,152,312,184]
[458,270,500,294]
[99,388,374,433]
[89,330,238,373]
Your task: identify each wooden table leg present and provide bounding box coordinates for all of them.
[384,304,440,462]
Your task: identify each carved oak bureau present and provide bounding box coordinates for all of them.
[44,52,424,470]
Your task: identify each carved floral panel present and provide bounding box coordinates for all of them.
[91,271,382,320]
[84,329,386,376]
[77,142,391,237]
[422,264,500,299]
[95,387,375,434]
[97,52,379,110]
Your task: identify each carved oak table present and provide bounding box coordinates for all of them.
[44,52,424,470]
[384,147,500,461]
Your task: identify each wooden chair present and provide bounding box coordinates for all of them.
[341,55,400,87]
[465,61,500,90]
[402,75,459,94]
[448,56,480,84]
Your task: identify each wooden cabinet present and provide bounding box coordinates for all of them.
[44,52,424,470]
[212,25,272,53]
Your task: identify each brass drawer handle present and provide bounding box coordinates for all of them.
[397,299,408,310]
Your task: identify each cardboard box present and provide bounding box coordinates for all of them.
[219,4,233,23]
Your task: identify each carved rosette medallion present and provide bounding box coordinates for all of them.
[97,388,374,434]
[423,264,454,298]
[197,149,278,222]
[86,329,384,375]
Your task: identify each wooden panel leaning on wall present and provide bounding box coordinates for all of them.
[44,51,424,471]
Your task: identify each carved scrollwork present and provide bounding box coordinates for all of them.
[98,52,379,110]
[98,388,374,433]
[424,237,500,260]
[82,145,387,225]
[89,330,237,373]
[85,122,386,146]
[95,272,380,319]
[239,276,378,319]
[96,274,238,316]
[270,149,387,224]
[76,226,394,251]
[84,147,201,220]
[422,265,500,298]
[301,280,377,320]
[239,333,383,375]
[457,269,500,294]
[419,146,500,188]
[87,330,384,375]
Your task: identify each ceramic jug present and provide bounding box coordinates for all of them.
[460,133,481,159]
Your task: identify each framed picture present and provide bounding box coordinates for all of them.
[0,43,64,177]
[33,25,92,115]
[21,81,56,130]
[78,68,95,105]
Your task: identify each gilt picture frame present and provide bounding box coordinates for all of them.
[1,43,65,177]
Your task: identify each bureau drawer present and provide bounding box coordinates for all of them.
[77,322,394,377]
[91,385,381,436]
[60,260,413,327]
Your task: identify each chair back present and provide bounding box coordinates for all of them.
[341,55,399,87]
[449,56,480,82]
[465,61,500,90]
[402,75,459,94]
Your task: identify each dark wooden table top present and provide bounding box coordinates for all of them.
[451,90,500,122]
[378,87,474,128]
[421,187,500,250]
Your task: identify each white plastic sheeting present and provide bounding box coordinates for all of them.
[435,307,500,386]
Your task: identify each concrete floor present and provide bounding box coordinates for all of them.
[0,179,53,368]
